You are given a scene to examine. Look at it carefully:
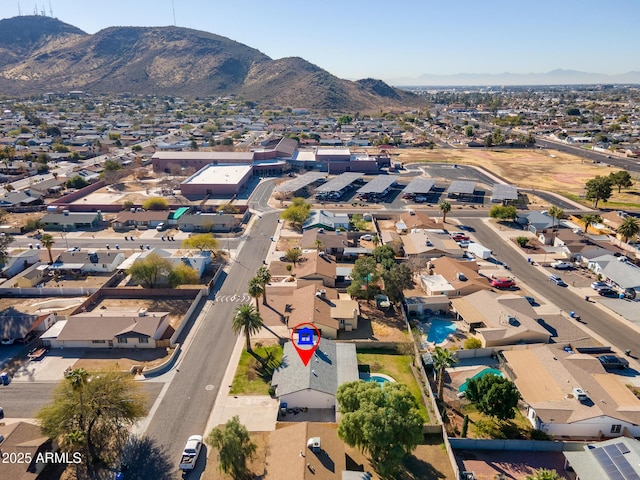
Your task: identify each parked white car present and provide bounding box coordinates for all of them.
[551,261,573,270]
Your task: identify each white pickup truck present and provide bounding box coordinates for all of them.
[179,435,203,470]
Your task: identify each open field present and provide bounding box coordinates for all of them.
[395,147,640,208]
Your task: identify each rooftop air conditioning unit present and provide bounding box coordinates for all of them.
[307,437,321,452]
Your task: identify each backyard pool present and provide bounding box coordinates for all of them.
[360,373,396,384]
[459,368,503,392]
[427,320,457,344]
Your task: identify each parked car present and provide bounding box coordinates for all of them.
[548,275,567,286]
[491,278,516,289]
[450,232,470,241]
[597,355,629,369]
[591,281,609,291]
[524,296,537,306]
[551,261,573,270]
[179,435,203,470]
[360,234,374,241]
[598,288,619,297]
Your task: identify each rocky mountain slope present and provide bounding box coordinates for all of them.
[0,16,421,111]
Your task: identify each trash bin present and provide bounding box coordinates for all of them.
[0,372,10,385]
[569,311,576,318]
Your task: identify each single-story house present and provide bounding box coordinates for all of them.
[0,311,55,344]
[0,190,42,208]
[111,211,169,230]
[1,249,41,278]
[404,295,450,317]
[398,211,440,231]
[451,291,551,347]
[503,345,640,439]
[563,437,640,480]
[128,248,210,278]
[51,250,125,274]
[0,421,57,480]
[46,310,170,349]
[401,231,464,258]
[303,210,350,231]
[41,211,102,231]
[420,257,489,297]
[264,422,371,480]
[587,254,640,297]
[300,229,353,255]
[271,338,358,410]
[176,213,242,232]
[517,211,556,234]
[272,252,337,289]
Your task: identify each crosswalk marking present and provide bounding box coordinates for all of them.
[213,293,252,303]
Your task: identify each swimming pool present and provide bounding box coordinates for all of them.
[458,368,503,392]
[360,373,396,384]
[427,320,457,344]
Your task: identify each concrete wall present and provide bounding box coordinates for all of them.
[170,288,207,346]
[449,438,585,452]
[279,390,335,410]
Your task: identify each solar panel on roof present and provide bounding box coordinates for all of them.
[618,443,631,455]
[592,444,640,480]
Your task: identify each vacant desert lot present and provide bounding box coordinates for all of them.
[395,147,640,201]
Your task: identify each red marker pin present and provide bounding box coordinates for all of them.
[290,322,321,366]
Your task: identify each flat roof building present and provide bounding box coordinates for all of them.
[180,164,253,197]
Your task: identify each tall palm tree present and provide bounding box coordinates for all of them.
[439,200,452,224]
[618,216,640,243]
[432,346,457,400]
[232,304,263,352]
[314,239,323,252]
[548,206,564,230]
[247,277,264,312]
[66,368,89,427]
[40,233,55,264]
[580,214,601,233]
[255,266,271,306]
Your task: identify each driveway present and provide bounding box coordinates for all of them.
[213,395,279,431]
[11,349,82,383]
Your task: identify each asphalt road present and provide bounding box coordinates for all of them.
[143,211,279,478]
[463,217,640,354]
[536,138,640,173]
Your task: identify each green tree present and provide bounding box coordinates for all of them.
[103,159,122,172]
[465,125,474,137]
[181,233,219,252]
[489,205,517,221]
[167,263,200,286]
[337,115,353,125]
[255,266,271,306]
[525,468,565,480]
[206,416,257,480]
[131,144,142,152]
[439,200,452,224]
[337,381,424,478]
[433,346,457,400]
[548,206,564,231]
[464,337,483,349]
[372,245,396,270]
[465,374,519,421]
[36,369,146,474]
[585,175,613,207]
[247,277,264,312]
[284,247,303,266]
[515,236,529,248]
[66,175,89,189]
[280,198,311,231]
[128,253,173,288]
[142,197,169,210]
[609,170,634,193]
[382,263,413,303]
[618,216,640,243]
[190,139,198,150]
[580,214,602,233]
[41,233,55,264]
[347,257,380,301]
[232,304,263,352]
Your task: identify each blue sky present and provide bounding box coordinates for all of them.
[2,0,639,81]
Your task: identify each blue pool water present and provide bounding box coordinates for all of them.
[427,320,457,344]
[459,368,503,392]
[359,373,395,384]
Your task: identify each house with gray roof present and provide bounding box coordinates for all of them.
[303,210,350,231]
[41,211,102,231]
[271,339,358,411]
[564,437,640,480]
[517,211,556,235]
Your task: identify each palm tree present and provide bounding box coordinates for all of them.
[232,304,263,352]
[247,277,264,312]
[255,266,271,306]
[548,206,564,230]
[439,200,452,224]
[580,214,601,233]
[432,346,457,400]
[618,216,640,243]
[66,368,89,427]
[314,239,323,252]
[40,233,55,264]
[372,235,380,247]
[525,468,565,480]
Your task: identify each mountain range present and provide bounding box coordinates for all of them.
[388,69,640,87]
[0,15,421,112]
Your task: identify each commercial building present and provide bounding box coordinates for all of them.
[180,164,253,197]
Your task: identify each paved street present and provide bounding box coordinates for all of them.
[142,211,279,478]
[463,217,640,355]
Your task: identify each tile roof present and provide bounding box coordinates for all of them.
[56,311,168,341]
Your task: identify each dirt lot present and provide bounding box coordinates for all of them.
[361,303,409,343]
[72,347,174,371]
[395,147,640,207]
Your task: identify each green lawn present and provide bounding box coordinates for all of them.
[357,352,430,422]
[230,344,283,395]
[459,403,538,439]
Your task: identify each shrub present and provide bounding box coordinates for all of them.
[515,236,529,248]
[142,197,169,211]
[461,415,469,438]
[464,337,483,350]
